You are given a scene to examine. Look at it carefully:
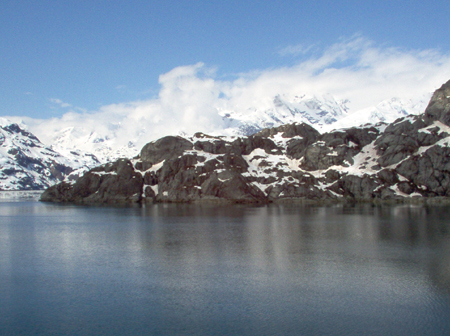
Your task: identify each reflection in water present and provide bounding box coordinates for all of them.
[132,204,449,276]
[1,202,450,335]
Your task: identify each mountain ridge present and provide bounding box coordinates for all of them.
[0,121,100,190]
[40,79,450,204]
[0,91,434,191]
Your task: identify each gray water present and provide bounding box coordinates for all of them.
[1,201,450,335]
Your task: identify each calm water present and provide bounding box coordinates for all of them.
[1,201,450,335]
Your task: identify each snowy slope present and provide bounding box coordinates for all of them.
[322,93,432,132]
[220,93,350,135]
[0,118,101,190]
[51,126,139,163]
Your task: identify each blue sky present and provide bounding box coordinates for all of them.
[1,0,450,119]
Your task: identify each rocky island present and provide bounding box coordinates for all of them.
[40,80,450,204]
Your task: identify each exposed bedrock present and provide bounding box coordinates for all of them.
[41,159,143,203]
[41,79,450,204]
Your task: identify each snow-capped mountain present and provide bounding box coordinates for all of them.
[322,93,432,132]
[1,91,433,190]
[220,93,351,135]
[16,93,355,166]
[0,118,100,190]
[40,78,450,204]
[41,92,429,163]
[51,126,139,163]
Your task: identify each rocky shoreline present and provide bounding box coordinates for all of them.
[41,79,450,205]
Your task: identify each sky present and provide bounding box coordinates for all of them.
[1,0,450,125]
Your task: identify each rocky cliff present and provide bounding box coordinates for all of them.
[41,80,450,204]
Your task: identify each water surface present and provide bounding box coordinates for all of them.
[1,201,450,335]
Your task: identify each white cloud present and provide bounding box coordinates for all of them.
[278,43,317,57]
[49,98,72,108]
[13,36,450,155]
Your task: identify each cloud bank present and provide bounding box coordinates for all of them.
[13,36,450,156]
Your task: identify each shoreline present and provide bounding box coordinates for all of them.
[38,194,450,206]
[0,190,44,200]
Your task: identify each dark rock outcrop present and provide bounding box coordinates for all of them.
[300,126,380,171]
[41,79,450,204]
[423,80,450,126]
[140,136,193,166]
[41,159,143,203]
